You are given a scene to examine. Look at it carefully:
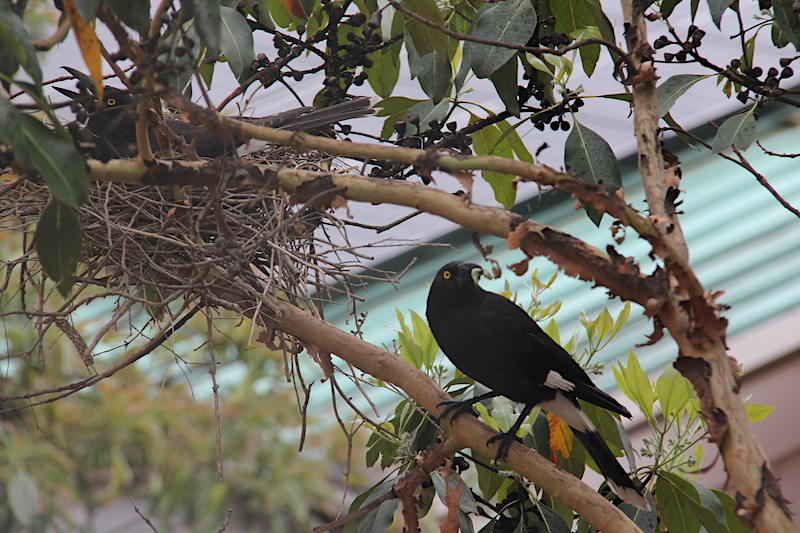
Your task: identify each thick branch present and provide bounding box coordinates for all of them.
[84,143,792,528]
[621,1,793,530]
[622,0,688,261]
[87,159,671,311]
[258,293,643,533]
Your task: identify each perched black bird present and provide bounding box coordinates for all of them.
[426,261,649,510]
[56,68,375,160]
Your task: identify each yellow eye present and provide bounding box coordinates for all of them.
[442,271,451,279]
[107,98,116,106]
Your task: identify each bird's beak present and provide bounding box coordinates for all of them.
[470,266,483,285]
[63,66,98,95]
[54,86,82,100]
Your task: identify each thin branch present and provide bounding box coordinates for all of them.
[0,305,200,411]
[665,128,800,218]
[388,0,629,60]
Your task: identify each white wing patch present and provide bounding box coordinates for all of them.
[539,394,596,433]
[543,370,575,392]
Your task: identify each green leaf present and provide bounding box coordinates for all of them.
[712,107,757,153]
[475,452,506,500]
[403,98,449,136]
[657,472,730,533]
[535,502,572,533]
[104,0,151,35]
[552,0,597,75]
[253,0,275,28]
[375,96,424,138]
[36,199,83,296]
[712,490,750,533]
[0,1,42,84]
[0,98,88,207]
[661,0,684,17]
[491,396,516,433]
[355,481,398,533]
[508,127,534,164]
[184,0,221,59]
[690,478,728,526]
[564,119,621,225]
[160,25,202,96]
[611,302,631,338]
[409,309,438,368]
[9,470,39,527]
[220,6,256,81]
[417,50,451,103]
[489,56,521,116]
[430,471,479,513]
[690,0,700,21]
[656,366,693,417]
[655,473,701,533]
[366,43,402,97]
[585,0,617,58]
[469,117,520,208]
[345,480,385,533]
[579,401,623,454]
[618,495,658,533]
[267,0,293,28]
[595,307,613,340]
[468,0,536,78]
[773,0,800,48]
[614,351,655,419]
[745,402,775,422]
[459,510,475,533]
[552,0,594,35]
[455,43,472,94]
[708,0,735,28]
[656,74,707,117]
[402,0,448,58]
[663,112,691,144]
[554,427,585,479]
[543,319,561,344]
[475,402,499,432]
[772,17,792,48]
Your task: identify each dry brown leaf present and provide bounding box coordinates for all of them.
[452,170,474,200]
[439,468,462,533]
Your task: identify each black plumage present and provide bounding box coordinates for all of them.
[426,261,649,510]
[56,68,374,160]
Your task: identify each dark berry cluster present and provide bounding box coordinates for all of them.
[370,119,473,181]
[729,57,794,103]
[315,2,379,103]
[655,25,705,63]
[538,32,570,47]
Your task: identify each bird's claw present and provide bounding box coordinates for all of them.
[486,431,523,462]
[436,400,479,424]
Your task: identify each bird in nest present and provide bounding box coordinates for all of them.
[55,67,375,161]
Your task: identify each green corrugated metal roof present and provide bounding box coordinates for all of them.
[323,110,800,395]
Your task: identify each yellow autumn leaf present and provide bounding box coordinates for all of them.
[547,412,573,462]
[62,0,104,101]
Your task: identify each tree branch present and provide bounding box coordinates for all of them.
[622,0,688,261]
[622,1,794,530]
[257,292,644,533]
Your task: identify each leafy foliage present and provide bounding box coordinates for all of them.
[361,272,758,533]
[0,0,794,530]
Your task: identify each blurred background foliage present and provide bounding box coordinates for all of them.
[1,222,369,532]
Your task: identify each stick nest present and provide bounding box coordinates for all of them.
[0,148,393,370]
